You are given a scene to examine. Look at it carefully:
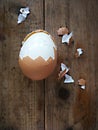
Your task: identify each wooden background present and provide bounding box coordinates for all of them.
[0,0,98,130]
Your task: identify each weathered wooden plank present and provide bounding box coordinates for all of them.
[0,0,45,130]
[45,0,75,130]
[69,0,97,130]
[92,0,98,129]
[45,0,97,130]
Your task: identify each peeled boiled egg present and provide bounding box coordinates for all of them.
[19,30,57,80]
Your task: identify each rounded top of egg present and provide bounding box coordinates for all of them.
[19,30,57,80]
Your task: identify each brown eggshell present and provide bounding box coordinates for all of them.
[19,49,57,80]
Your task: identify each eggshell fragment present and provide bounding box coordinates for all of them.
[58,63,70,80]
[78,79,86,89]
[75,48,83,58]
[64,74,74,83]
[57,27,69,36]
[78,79,86,86]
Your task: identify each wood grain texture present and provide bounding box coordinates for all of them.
[45,0,98,130]
[0,0,98,130]
[45,0,75,130]
[0,0,45,130]
[70,1,97,130]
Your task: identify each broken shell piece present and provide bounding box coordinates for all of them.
[64,74,74,83]
[78,79,86,85]
[57,27,69,36]
[17,7,30,24]
[75,48,83,58]
[58,70,67,80]
[20,7,30,14]
[78,79,86,89]
[80,85,85,89]
[62,32,73,45]
[17,13,27,24]
[61,63,69,72]
[58,63,74,83]
[58,63,70,80]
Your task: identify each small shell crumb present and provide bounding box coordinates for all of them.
[75,48,83,58]
[17,7,30,24]
[58,63,70,80]
[78,79,86,86]
[78,78,86,89]
[62,32,73,45]
[64,74,74,83]
[81,85,86,89]
[57,26,69,36]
